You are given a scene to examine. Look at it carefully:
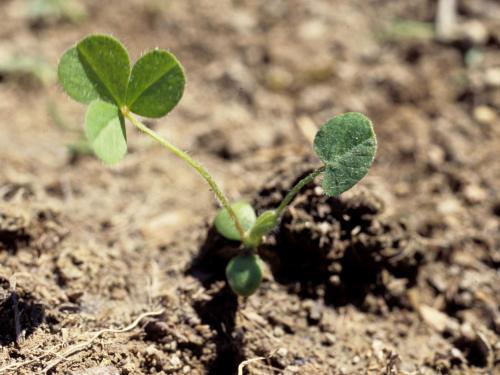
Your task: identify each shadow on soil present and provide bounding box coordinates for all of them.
[0,229,31,253]
[187,237,246,374]
[188,167,424,312]
[193,284,243,375]
[0,277,44,346]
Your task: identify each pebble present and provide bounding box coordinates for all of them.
[323,332,336,345]
[428,145,446,166]
[304,301,323,323]
[463,184,488,204]
[273,326,285,337]
[339,366,348,374]
[314,186,324,195]
[329,275,341,286]
[460,322,476,340]
[418,304,460,334]
[428,272,448,293]
[298,20,327,41]
[169,355,182,368]
[352,355,360,364]
[458,20,489,45]
[371,339,385,361]
[437,198,462,215]
[450,347,464,361]
[264,66,293,91]
[473,105,497,125]
[277,347,288,357]
[485,68,500,87]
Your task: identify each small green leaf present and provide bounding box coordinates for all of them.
[126,49,185,118]
[226,254,264,297]
[58,34,130,105]
[85,100,127,165]
[214,202,256,241]
[314,112,377,196]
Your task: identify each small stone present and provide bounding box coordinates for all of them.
[307,303,323,323]
[428,273,448,293]
[460,322,476,340]
[371,339,385,361]
[394,182,410,196]
[317,222,330,235]
[314,186,324,195]
[277,347,288,357]
[450,347,464,361]
[418,305,460,334]
[329,275,341,286]
[485,68,500,87]
[428,145,446,166]
[323,333,336,345]
[457,20,489,45]
[298,20,327,41]
[170,355,182,368]
[329,262,342,273]
[264,66,293,91]
[463,184,488,204]
[273,326,285,337]
[437,198,461,215]
[473,105,497,125]
[352,355,360,364]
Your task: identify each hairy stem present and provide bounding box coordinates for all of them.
[124,110,246,240]
[275,166,326,217]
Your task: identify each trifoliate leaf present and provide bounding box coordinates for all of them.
[314,112,377,196]
[226,254,264,297]
[85,100,127,165]
[58,34,130,105]
[214,202,256,241]
[126,49,185,118]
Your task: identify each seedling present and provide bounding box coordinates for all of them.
[58,34,377,297]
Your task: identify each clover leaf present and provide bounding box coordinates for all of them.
[58,34,379,298]
[314,112,377,196]
[84,100,127,165]
[58,34,130,105]
[126,49,185,118]
[58,34,185,165]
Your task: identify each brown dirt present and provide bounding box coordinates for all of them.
[0,0,499,374]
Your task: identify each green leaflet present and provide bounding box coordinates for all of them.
[85,100,127,165]
[58,34,130,106]
[126,49,185,118]
[314,112,377,196]
[214,202,257,241]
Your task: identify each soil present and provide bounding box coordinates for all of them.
[0,0,499,374]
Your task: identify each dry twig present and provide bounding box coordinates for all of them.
[237,349,278,375]
[41,309,164,373]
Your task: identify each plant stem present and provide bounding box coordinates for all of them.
[124,110,246,240]
[275,166,326,217]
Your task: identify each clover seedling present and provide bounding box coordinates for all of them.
[58,34,377,297]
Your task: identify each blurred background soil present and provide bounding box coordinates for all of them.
[0,0,499,374]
